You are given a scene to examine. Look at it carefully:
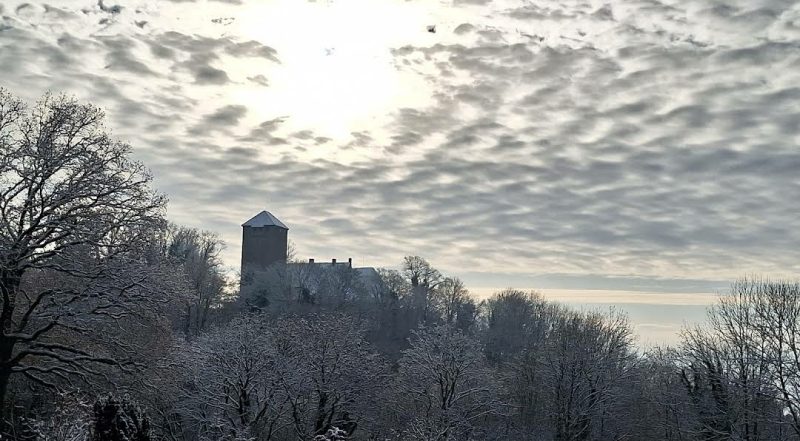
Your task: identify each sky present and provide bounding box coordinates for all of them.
[2,0,800,345]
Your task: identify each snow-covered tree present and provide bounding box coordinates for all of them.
[403,256,442,324]
[434,277,476,333]
[0,89,167,425]
[175,314,383,441]
[90,395,151,441]
[392,325,508,441]
[313,426,348,441]
[483,290,561,433]
[483,289,555,364]
[541,310,636,441]
[162,225,228,335]
[679,278,795,441]
[20,392,92,441]
[178,316,289,441]
[269,315,384,440]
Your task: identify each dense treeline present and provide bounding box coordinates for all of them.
[3,90,800,440]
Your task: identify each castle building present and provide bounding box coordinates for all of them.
[241,210,289,276]
[240,210,380,296]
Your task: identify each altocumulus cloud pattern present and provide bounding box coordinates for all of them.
[2,0,800,288]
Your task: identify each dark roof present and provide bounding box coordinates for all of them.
[242,210,288,229]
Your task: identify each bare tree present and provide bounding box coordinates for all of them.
[737,278,800,438]
[364,268,415,362]
[17,391,92,441]
[239,263,293,312]
[679,278,799,441]
[483,289,555,364]
[636,347,696,441]
[163,225,228,335]
[179,316,290,441]
[300,264,367,308]
[374,268,410,305]
[393,325,508,441]
[269,315,385,440]
[434,277,476,331]
[0,89,166,423]
[402,257,442,291]
[403,256,442,324]
[482,290,562,435]
[541,310,636,441]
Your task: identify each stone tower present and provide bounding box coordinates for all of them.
[240,210,289,281]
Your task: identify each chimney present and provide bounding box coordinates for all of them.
[332,258,337,265]
[309,258,315,264]
[348,257,352,268]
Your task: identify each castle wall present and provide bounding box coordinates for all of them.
[241,225,288,275]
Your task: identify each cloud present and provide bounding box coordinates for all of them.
[226,40,279,62]
[186,56,230,85]
[189,105,248,135]
[155,31,279,63]
[15,4,34,15]
[100,36,155,75]
[166,0,242,3]
[2,0,800,294]
[145,31,279,84]
[97,0,122,15]
[454,23,475,35]
[247,75,269,86]
[239,117,288,145]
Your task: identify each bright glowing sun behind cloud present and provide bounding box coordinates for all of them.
[230,0,436,140]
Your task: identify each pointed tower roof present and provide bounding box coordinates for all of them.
[242,210,288,229]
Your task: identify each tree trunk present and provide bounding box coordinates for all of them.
[0,267,21,429]
[0,367,11,431]
[314,392,329,435]
[183,304,192,336]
